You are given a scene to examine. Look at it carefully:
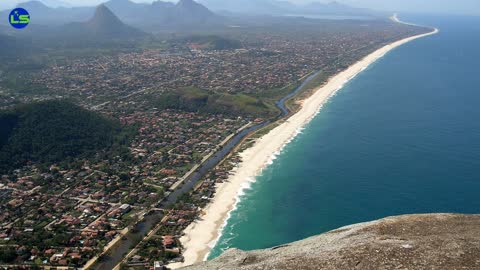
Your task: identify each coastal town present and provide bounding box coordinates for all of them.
[1,20,426,112]
[0,109,247,268]
[0,14,430,270]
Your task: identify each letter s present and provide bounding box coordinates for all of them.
[19,15,30,24]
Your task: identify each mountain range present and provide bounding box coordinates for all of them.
[1,0,381,30]
[0,0,224,32]
[198,0,380,17]
[0,0,385,46]
[0,4,147,46]
[104,0,222,30]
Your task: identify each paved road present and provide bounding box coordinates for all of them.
[89,72,315,269]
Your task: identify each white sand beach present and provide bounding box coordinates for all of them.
[169,20,439,269]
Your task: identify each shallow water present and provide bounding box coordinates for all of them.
[209,15,480,258]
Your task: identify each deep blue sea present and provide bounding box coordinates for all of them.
[209,15,480,258]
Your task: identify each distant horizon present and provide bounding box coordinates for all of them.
[1,0,479,16]
[1,0,479,268]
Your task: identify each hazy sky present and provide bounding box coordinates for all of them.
[3,0,480,15]
[342,0,480,15]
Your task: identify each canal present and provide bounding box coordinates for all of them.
[90,71,318,269]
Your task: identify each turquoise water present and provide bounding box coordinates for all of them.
[209,15,480,258]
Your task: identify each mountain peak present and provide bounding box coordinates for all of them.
[177,0,196,5]
[105,0,135,6]
[177,0,203,8]
[152,0,174,7]
[89,4,124,28]
[77,4,146,39]
[175,0,215,17]
[95,4,116,15]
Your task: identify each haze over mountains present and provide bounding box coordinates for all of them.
[199,0,378,17]
[1,0,381,28]
[104,0,222,30]
[0,0,384,46]
[2,0,93,25]
[0,0,227,32]
[65,4,146,39]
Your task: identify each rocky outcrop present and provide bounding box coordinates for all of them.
[182,214,480,270]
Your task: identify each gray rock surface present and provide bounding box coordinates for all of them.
[181,214,480,270]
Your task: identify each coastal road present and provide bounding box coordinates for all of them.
[89,122,269,270]
[89,70,318,270]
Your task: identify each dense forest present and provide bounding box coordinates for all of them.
[0,100,132,173]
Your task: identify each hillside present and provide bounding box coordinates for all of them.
[0,0,221,32]
[172,0,218,25]
[0,34,17,54]
[155,87,276,117]
[183,214,480,270]
[105,0,223,30]
[0,100,128,172]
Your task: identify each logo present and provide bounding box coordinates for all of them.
[9,8,30,29]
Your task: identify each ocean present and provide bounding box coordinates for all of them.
[208,15,480,259]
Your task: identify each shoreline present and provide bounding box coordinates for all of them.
[169,19,439,269]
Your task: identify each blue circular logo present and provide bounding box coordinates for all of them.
[9,8,30,29]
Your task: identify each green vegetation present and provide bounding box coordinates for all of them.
[175,35,241,50]
[0,100,134,173]
[155,87,277,117]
